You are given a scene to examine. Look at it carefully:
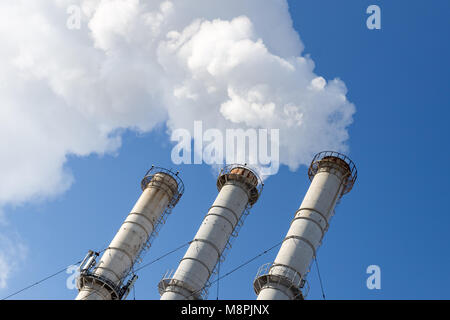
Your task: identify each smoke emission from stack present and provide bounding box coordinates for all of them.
[0,0,355,288]
[0,0,354,210]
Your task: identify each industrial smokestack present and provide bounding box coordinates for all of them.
[159,164,263,300]
[76,167,184,300]
[253,151,357,300]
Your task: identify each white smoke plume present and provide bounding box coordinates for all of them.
[0,0,355,207]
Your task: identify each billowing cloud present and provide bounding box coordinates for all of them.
[0,0,355,207]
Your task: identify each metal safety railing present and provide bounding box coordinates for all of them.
[76,251,138,300]
[308,151,357,195]
[217,164,264,205]
[141,166,184,208]
[125,167,185,282]
[253,262,310,300]
[158,269,208,300]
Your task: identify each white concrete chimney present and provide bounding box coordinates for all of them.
[76,167,183,300]
[254,151,356,300]
[159,165,263,300]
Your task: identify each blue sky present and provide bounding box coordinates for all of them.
[1,0,449,300]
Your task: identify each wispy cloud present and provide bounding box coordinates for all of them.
[0,233,28,289]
